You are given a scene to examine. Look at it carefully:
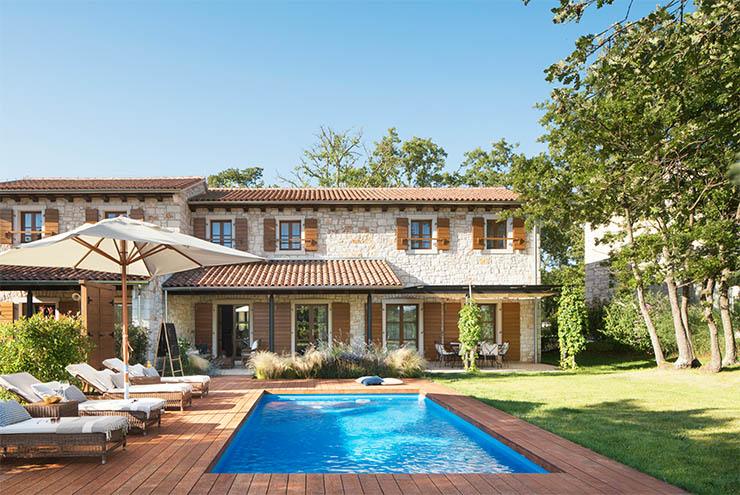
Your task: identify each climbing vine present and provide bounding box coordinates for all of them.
[458,298,482,372]
[557,285,587,369]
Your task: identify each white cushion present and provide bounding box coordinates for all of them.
[160,375,210,384]
[102,358,124,373]
[0,400,33,427]
[0,373,44,403]
[129,364,148,377]
[31,382,62,400]
[143,366,160,377]
[109,383,192,394]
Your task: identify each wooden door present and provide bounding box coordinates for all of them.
[423,302,442,360]
[81,281,116,368]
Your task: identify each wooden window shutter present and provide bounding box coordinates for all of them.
[130,208,144,220]
[365,303,383,348]
[437,217,450,250]
[0,209,12,245]
[234,217,248,251]
[0,301,14,323]
[395,217,408,250]
[44,208,59,237]
[513,218,526,251]
[332,302,350,345]
[85,208,99,224]
[304,218,318,251]
[472,217,484,250]
[194,303,212,351]
[264,218,276,252]
[193,217,206,240]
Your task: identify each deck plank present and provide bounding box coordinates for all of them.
[0,377,687,495]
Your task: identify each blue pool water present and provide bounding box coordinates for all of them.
[212,394,547,474]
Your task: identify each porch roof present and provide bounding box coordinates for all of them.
[163,259,403,290]
[0,265,147,289]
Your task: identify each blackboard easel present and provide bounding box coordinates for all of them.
[155,322,184,377]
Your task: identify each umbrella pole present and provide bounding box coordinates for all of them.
[122,241,130,400]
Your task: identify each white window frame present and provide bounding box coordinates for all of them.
[475,300,504,344]
[290,299,333,355]
[381,299,424,351]
[207,216,235,248]
[275,215,305,254]
[13,207,45,245]
[407,215,438,255]
[482,215,514,254]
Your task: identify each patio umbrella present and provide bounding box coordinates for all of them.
[0,216,263,399]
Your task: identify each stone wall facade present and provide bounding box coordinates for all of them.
[192,206,539,286]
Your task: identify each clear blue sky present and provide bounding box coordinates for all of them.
[0,0,653,184]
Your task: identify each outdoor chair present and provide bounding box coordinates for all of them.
[102,358,210,397]
[435,342,457,367]
[0,399,127,464]
[238,339,260,366]
[67,363,192,411]
[479,342,500,367]
[0,372,165,434]
[499,341,511,368]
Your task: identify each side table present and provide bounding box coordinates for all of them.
[24,400,79,418]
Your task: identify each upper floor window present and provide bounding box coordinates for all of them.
[279,220,301,251]
[485,219,507,250]
[210,220,233,248]
[104,211,127,219]
[21,212,43,243]
[480,304,497,341]
[409,219,432,250]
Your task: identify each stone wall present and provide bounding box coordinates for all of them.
[585,260,612,303]
[192,206,539,286]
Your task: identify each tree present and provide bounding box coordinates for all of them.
[208,167,264,188]
[281,126,365,187]
[365,128,449,187]
[457,299,483,372]
[451,139,512,188]
[557,286,587,369]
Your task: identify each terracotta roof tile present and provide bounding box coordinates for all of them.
[164,259,402,289]
[0,177,204,191]
[0,265,147,282]
[190,187,519,203]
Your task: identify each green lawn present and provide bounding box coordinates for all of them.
[430,353,740,495]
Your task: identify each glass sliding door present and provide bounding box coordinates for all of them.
[386,304,418,350]
[235,306,250,358]
[480,304,497,342]
[295,304,328,354]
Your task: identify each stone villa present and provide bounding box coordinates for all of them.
[0,177,553,365]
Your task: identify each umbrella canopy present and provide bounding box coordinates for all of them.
[0,216,262,277]
[0,216,263,398]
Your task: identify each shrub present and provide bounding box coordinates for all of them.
[601,292,715,358]
[0,313,91,399]
[248,343,426,379]
[557,286,587,369]
[114,323,149,365]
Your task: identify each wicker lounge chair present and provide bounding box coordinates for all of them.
[66,363,192,411]
[102,358,210,397]
[0,400,127,464]
[0,372,165,434]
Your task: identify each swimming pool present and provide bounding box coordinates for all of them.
[212,394,547,474]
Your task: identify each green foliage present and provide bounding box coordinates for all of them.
[557,286,587,368]
[249,343,426,379]
[0,313,91,385]
[457,299,482,372]
[114,323,149,365]
[208,167,264,187]
[602,292,726,359]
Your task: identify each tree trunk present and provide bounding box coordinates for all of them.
[701,278,722,373]
[624,209,666,366]
[666,274,699,368]
[680,284,699,360]
[718,271,738,366]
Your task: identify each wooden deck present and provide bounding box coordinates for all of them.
[0,377,686,494]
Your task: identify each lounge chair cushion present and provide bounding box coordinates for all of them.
[62,385,89,403]
[0,400,33,427]
[0,373,43,403]
[160,375,210,384]
[0,416,128,440]
[108,383,192,394]
[142,366,160,377]
[130,364,148,377]
[102,370,125,389]
[66,363,112,393]
[78,398,165,419]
